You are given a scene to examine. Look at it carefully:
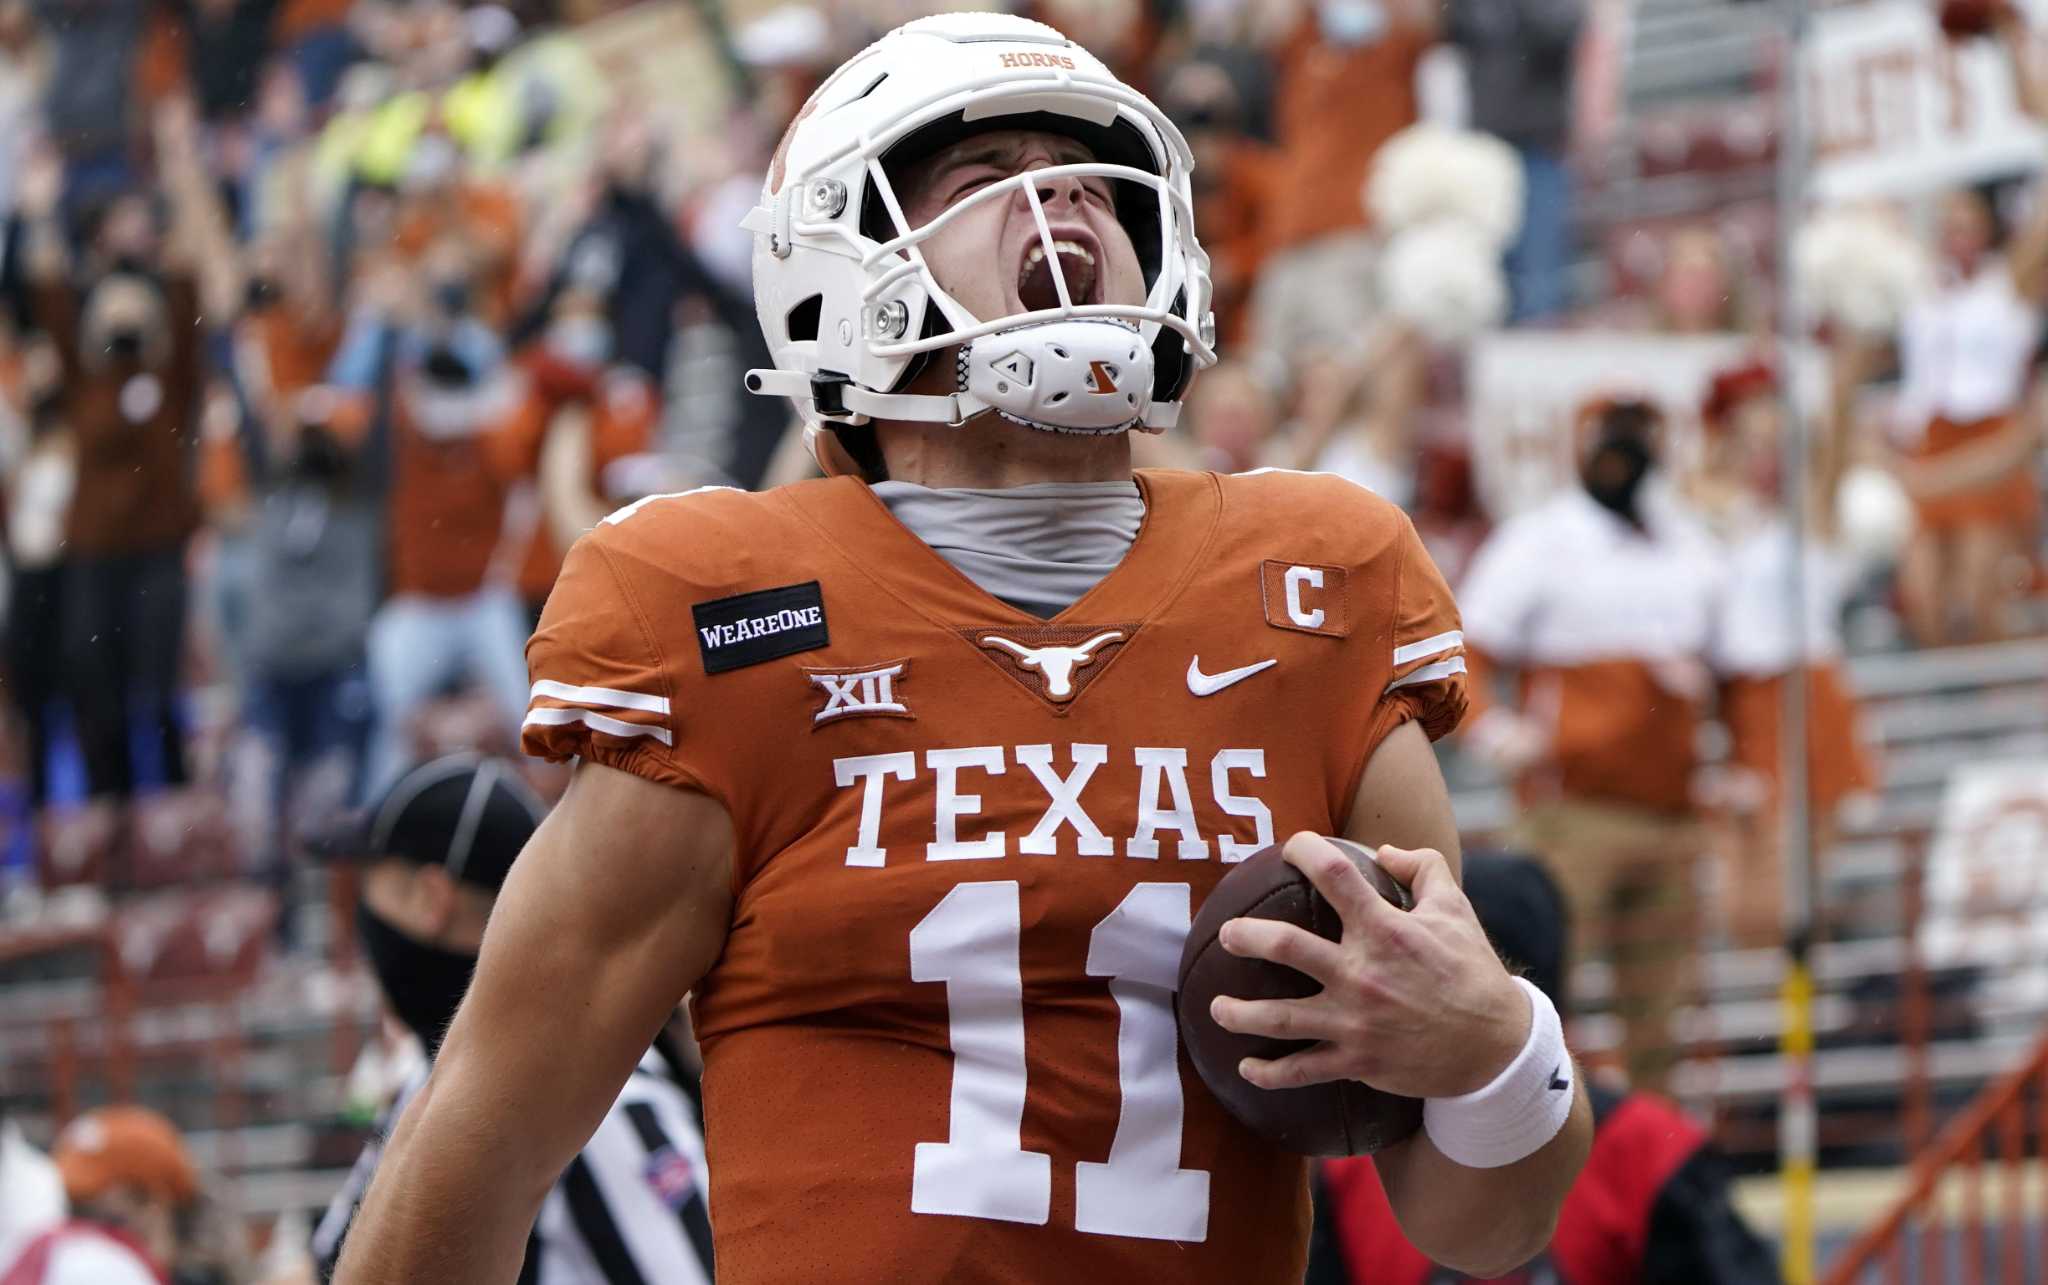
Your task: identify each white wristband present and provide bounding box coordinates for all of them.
[1423,977,1575,1169]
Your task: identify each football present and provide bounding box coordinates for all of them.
[1176,837,1424,1156]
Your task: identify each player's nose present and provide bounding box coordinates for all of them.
[1018,161,1085,210]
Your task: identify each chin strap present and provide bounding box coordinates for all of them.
[746,368,1179,432]
[747,368,981,426]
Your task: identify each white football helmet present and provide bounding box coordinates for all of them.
[742,12,1215,449]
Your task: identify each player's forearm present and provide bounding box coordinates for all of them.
[333,1071,553,1282]
[1375,1070,1594,1276]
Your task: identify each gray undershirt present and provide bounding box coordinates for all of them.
[873,480,1145,619]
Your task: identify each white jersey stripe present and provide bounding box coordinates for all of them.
[530,680,672,716]
[523,706,676,747]
[1385,656,1467,694]
[1392,630,1464,666]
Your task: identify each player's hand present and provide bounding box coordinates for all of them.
[1208,833,1530,1099]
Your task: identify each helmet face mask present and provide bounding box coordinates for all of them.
[745,14,1215,444]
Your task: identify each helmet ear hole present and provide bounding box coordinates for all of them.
[786,294,823,342]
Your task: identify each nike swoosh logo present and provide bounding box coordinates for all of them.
[1187,656,1277,696]
[1549,1064,1569,1092]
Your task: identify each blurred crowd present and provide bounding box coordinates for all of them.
[0,0,790,916]
[0,0,2041,1272]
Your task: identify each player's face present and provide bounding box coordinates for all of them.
[897,129,1147,324]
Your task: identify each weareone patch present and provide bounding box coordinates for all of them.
[693,582,830,674]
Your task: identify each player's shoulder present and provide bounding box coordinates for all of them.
[1204,467,1418,563]
[569,480,820,594]
[584,482,775,548]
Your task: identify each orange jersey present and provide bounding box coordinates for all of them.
[522,469,1468,1284]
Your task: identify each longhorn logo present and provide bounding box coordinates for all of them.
[977,630,1124,702]
[1086,360,1121,394]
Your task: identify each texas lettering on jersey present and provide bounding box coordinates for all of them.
[831,743,1275,866]
[521,470,1469,1284]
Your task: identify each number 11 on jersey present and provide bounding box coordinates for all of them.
[908,881,1211,1242]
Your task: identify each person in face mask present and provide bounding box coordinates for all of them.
[306,755,715,1284]
[310,754,544,1053]
[1452,394,1726,1093]
[1577,397,1658,526]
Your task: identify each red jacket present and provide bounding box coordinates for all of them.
[1313,1086,1778,1285]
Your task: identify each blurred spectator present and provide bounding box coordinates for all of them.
[239,384,381,894]
[1287,321,1429,507]
[15,97,237,812]
[1444,0,1583,323]
[341,2,558,196]
[0,332,69,818]
[328,240,527,798]
[526,110,722,378]
[1654,226,1746,336]
[30,0,147,215]
[491,283,656,621]
[5,1105,199,1285]
[1456,397,1723,1091]
[307,755,713,1284]
[1262,0,1435,257]
[1691,356,1879,947]
[1409,440,1487,585]
[390,127,526,328]
[0,3,43,225]
[1246,0,1436,379]
[524,108,782,484]
[1311,854,1779,1285]
[272,0,358,107]
[178,0,284,127]
[0,1100,65,1274]
[1883,96,2048,645]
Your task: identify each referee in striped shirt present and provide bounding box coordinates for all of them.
[307,754,714,1283]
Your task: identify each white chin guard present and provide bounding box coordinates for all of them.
[962,320,1152,435]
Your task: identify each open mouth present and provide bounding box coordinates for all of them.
[1017,237,1099,312]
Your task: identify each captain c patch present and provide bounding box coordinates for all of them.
[1261,561,1349,638]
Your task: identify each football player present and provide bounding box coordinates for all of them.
[336,15,1591,1283]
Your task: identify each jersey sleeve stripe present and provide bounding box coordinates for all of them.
[1385,656,1467,694]
[523,706,676,747]
[529,679,672,715]
[1392,630,1464,666]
